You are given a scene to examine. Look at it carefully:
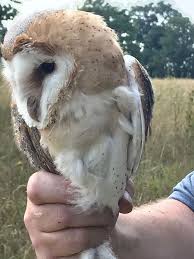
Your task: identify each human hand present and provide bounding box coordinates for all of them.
[119,179,134,214]
[24,171,134,258]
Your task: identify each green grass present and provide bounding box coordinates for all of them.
[0,77,194,258]
[0,78,34,258]
[134,79,194,205]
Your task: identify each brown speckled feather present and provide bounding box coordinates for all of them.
[132,61,154,138]
[2,10,128,94]
[11,104,58,174]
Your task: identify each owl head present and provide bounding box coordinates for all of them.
[1,7,127,129]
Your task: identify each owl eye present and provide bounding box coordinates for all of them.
[38,62,56,75]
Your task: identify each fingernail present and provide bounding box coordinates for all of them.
[123,191,132,204]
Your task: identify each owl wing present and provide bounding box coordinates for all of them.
[11,104,58,174]
[124,55,154,177]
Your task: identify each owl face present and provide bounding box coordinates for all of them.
[1,9,127,130]
[2,48,75,129]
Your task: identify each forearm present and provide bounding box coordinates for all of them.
[113,199,194,259]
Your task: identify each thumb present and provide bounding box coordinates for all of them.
[118,180,134,214]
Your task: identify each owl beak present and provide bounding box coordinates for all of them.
[27,96,40,122]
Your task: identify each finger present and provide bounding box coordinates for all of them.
[119,191,133,214]
[25,201,115,232]
[27,171,78,205]
[34,228,108,257]
[119,179,134,214]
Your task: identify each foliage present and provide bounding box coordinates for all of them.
[0,1,19,43]
[160,15,194,78]
[82,0,194,78]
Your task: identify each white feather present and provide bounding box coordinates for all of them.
[124,55,145,176]
[4,0,84,47]
[3,52,75,129]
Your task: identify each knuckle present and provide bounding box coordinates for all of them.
[24,205,43,229]
[23,210,32,228]
[31,235,44,251]
[31,235,57,258]
[27,172,42,203]
[31,233,50,253]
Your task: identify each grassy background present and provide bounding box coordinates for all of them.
[0,77,194,258]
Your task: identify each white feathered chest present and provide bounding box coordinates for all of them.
[40,87,135,212]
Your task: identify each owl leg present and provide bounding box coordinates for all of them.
[80,242,117,259]
[55,152,117,258]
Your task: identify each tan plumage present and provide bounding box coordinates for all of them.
[2,10,127,93]
[1,7,154,259]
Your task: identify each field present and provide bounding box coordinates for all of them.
[0,77,194,258]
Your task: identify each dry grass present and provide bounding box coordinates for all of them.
[134,78,194,205]
[0,77,194,258]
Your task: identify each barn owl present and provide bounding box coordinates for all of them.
[1,3,154,259]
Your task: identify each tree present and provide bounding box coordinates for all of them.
[0,1,19,43]
[129,1,194,78]
[82,0,194,78]
[161,16,194,78]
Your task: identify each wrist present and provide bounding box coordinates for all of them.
[111,214,139,259]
